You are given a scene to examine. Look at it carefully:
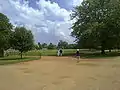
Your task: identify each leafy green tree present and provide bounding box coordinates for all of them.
[38,42,42,49]
[68,44,77,49]
[0,13,13,57]
[48,43,56,49]
[71,0,120,54]
[33,44,39,50]
[57,40,68,49]
[11,27,34,59]
[42,43,48,48]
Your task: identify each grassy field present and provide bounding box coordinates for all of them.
[6,49,120,58]
[0,49,75,65]
[24,49,76,56]
[7,49,76,56]
[1,49,120,65]
[0,56,40,65]
[23,49,120,58]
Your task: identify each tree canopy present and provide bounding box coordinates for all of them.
[57,40,69,49]
[71,0,120,54]
[38,42,42,49]
[11,27,34,58]
[48,43,56,49]
[0,13,13,57]
[42,43,48,48]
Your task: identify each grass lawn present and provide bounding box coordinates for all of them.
[80,51,120,59]
[6,49,120,59]
[24,49,120,58]
[0,56,40,65]
[24,49,76,56]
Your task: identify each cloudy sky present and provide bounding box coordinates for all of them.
[0,0,82,44]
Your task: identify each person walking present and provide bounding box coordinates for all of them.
[76,49,80,63]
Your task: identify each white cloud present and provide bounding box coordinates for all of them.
[36,0,71,21]
[73,0,83,6]
[0,0,82,44]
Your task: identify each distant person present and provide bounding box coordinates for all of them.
[76,49,80,63]
[59,49,63,56]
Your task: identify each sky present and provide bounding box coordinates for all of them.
[0,0,82,44]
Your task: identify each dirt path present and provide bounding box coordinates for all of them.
[0,56,120,90]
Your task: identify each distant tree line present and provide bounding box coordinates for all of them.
[34,40,77,50]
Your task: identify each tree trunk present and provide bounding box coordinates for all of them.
[101,49,105,54]
[109,49,111,52]
[20,52,23,59]
[101,45,105,54]
[0,49,4,57]
[101,41,105,54]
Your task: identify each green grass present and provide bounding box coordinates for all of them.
[6,49,120,59]
[0,56,40,65]
[2,49,120,65]
[80,51,120,59]
[24,49,76,56]
[25,49,120,59]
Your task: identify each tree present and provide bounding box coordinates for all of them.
[42,43,48,48]
[11,27,34,59]
[57,40,68,49]
[0,13,13,57]
[48,43,56,49]
[68,44,77,49]
[71,0,120,54]
[38,42,42,49]
[33,44,39,50]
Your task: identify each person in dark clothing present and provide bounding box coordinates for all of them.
[76,49,80,63]
[59,49,63,56]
